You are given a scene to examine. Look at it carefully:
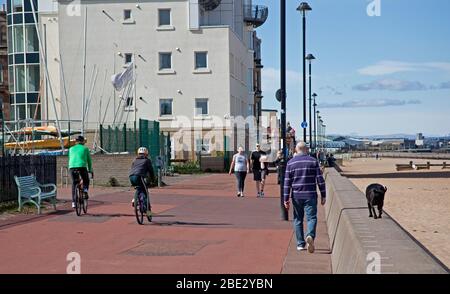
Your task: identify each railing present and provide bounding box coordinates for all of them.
[199,0,222,11]
[244,5,269,28]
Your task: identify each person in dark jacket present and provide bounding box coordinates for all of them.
[129,147,155,213]
[284,141,326,253]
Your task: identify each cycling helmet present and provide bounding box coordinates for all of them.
[137,147,148,155]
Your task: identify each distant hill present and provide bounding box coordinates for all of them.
[329,133,448,140]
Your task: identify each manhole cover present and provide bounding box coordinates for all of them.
[123,239,224,256]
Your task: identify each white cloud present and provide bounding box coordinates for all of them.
[353,79,428,91]
[320,99,421,109]
[358,60,450,76]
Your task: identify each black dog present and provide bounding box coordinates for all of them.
[365,184,387,219]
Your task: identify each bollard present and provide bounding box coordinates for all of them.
[158,168,162,188]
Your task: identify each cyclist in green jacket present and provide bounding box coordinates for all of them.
[68,136,93,208]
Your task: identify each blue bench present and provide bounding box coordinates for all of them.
[14,175,57,214]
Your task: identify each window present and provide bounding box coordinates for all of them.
[8,66,14,93]
[159,9,171,26]
[26,64,40,92]
[196,138,210,154]
[15,65,25,93]
[16,105,25,120]
[160,99,173,116]
[125,97,133,108]
[13,0,23,13]
[25,25,39,53]
[7,27,12,54]
[13,26,24,53]
[248,104,254,116]
[159,53,172,70]
[195,52,208,69]
[124,53,133,65]
[123,9,132,21]
[195,98,208,116]
[27,104,40,120]
[0,64,3,85]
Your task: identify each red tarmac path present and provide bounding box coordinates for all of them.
[0,173,331,274]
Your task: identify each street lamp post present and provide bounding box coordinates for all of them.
[318,115,322,148]
[316,110,320,151]
[297,2,312,143]
[279,0,289,221]
[306,54,315,150]
[312,93,317,152]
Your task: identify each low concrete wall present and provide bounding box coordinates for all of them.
[349,152,450,160]
[57,154,136,187]
[324,168,448,274]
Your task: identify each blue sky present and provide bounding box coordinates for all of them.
[257,0,450,136]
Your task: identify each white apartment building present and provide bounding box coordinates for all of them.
[45,0,268,158]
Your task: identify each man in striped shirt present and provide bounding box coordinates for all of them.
[284,141,326,253]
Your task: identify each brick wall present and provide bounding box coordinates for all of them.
[57,154,136,187]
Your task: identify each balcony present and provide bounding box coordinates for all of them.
[244,5,268,28]
[199,0,222,11]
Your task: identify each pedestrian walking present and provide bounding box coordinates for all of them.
[284,141,327,253]
[250,143,267,198]
[229,147,250,197]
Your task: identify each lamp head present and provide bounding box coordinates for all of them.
[297,2,312,13]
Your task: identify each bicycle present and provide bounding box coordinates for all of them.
[73,170,88,216]
[133,178,152,225]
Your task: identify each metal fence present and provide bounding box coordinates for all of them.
[0,155,57,203]
[99,119,170,169]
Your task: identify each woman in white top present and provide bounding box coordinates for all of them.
[229,147,250,197]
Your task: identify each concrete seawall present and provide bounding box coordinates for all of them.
[324,168,449,274]
[349,152,450,160]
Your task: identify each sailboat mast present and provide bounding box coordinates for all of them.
[81,6,88,136]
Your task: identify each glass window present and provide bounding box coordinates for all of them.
[26,64,39,92]
[159,53,172,70]
[0,64,3,84]
[195,98,208,116]
[195,52,208,69]
[123,9,132,20]
[16,104,25,120]
[10,105,15,121]
[15,65,25,92]
[195,138,210,154]
[159,99,173,116]
[8,66,14,93]
[25,25,39,52]
[27,104,40,120]
[13,0,23,13]
[8,27,13,53]
[126,97,133,107]
[124,53,133,64]
[159,9,171,26]
[13,25,24,53]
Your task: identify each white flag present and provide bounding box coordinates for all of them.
[111,63,134,91]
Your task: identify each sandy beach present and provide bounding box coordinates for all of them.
[340,157,450,268]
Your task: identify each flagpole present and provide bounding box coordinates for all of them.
[81,6,88,136]
[134,55,137,133]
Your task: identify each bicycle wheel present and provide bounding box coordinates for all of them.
[75,188,82,216]
[134,191,144,225]
[82,192,88,214]
[145,195,152,223]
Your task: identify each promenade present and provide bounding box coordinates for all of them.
[0,173,331,274]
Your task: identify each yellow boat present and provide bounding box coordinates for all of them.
[5,137,78,150]
[11,126,80,137]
